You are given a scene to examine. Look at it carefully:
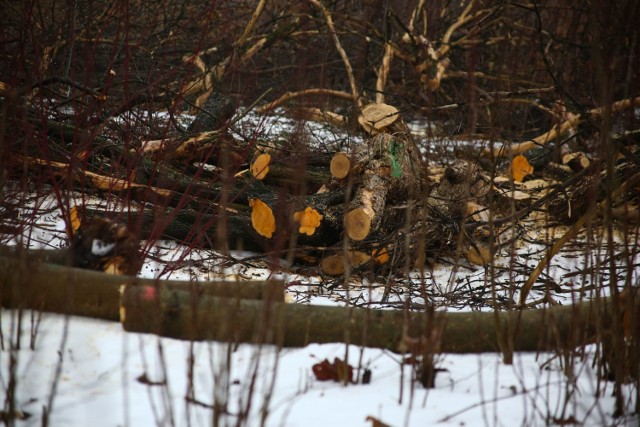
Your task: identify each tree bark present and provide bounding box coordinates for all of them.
[0,253,283,321]
[343,132,425,241]
[2,248,635,355]
[121,282,637,353]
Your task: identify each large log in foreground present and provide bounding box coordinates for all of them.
[121,283,637,354]
[0,255,283,321]
[1,251,635,354]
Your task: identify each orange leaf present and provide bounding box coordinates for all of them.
[293,207,323,236]
[249,198,276,238]
[371,247,389,264]
[511,154,533,182]
[251,153,271,180]
[70,206,81,234]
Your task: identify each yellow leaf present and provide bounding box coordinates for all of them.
[70,206,81,233]
[293,207,323,236]
[251,153,271,180]
[371,247,389,264]
[249,198,276,238]
[511,154,533,182]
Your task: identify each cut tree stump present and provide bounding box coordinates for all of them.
[330,152,351,179]
[358,103,400,135]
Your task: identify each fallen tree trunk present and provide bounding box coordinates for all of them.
[81,188,347,251]
[2,250,635,354]
[0,254,283,321]
[121,284,636,353]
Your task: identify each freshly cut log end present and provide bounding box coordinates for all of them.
[344,207,373,241]
[466,244,491,266]
[321,251,371,275]
[249,198,276,238]
[293,207,323,236]
[358,103,399,135]
[371,247,389,264]
[70,206,82,234]
[330,153,351,179]
[510,154,533,182]
[251,153,271,180]
[321,254,348,276]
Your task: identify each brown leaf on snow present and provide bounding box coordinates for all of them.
[365,415,393,427]
[312,358,354,383]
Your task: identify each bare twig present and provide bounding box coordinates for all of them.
[235,0,268,47]
[375,43,394,104]
[484,96,640,158]
[293,107,346,126]
[519,166,640,305]
[307,0,363,108]
[255,88,355,113]
[408,0,427,34]
[435,0,477,59]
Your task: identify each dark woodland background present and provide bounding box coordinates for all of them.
[1,0,638,142]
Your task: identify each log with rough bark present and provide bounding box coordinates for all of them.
[0,252,283,321]
[414,159,490,259]
[7,99,496,274]
[547,151,640,224]
[80,185,348,251]
[121,282,639,353]
[3,247,636,356]
[343,129,425,242]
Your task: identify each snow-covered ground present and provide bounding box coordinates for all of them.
[1,310,634,426]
